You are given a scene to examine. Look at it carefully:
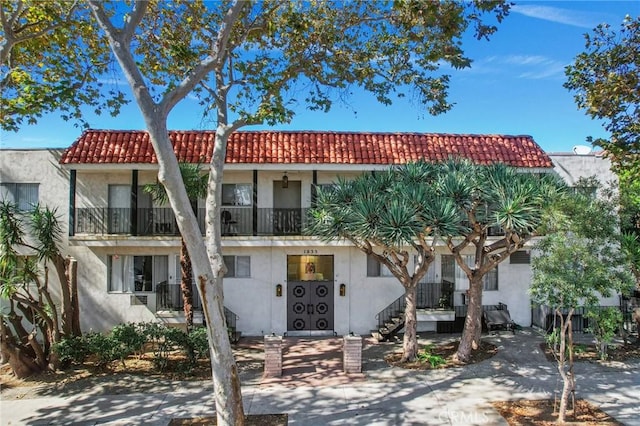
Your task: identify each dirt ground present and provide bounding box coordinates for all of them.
[493,399,623,425]
[540,341,640,362]
[168,414,288,425]
[384,340,498,369]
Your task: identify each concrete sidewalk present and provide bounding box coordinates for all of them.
[1,329,639,425]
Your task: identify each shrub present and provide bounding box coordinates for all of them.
[85,332,126,366]
[111,323,146,357]
[586,307,623,360]
[189,326,210,360]
[53,336,90,365]
[417,344,446,368]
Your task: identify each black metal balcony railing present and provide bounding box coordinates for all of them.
[375,281,455,330]
[155,282,237,331]
[156,281,202,311]
[74,207,308,237]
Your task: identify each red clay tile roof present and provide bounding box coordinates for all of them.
[59,130,553,168]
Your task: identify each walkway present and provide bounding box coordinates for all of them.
[1,329,639,425]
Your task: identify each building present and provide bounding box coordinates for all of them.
[0,130,618,337]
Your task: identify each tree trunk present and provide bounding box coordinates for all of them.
[67,257,82,337]
[52,255,73,337]
[203,129,245,425]
[557,308,574,424]
[85,6,247,422]
[0,320,43,378]
[141,123,245,425]
[401,284,419,362]
[456,278,483,362]
[180,238,195,330]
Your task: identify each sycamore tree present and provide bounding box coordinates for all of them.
[0,1,126,131]
[564,16,640,172]
[0,202,81,378]
[530,189,634,423]
[307,161,460,361]
[439,160,564,362]
[3,1,510,423]
[144,163,208,331]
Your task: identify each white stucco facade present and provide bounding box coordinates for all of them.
[0,147,621,336]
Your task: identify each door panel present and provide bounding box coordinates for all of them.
[287,281,334,332]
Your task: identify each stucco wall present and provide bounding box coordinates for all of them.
[550,152,615,192]
[0,149,626,336]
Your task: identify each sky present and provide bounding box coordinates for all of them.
[2,1,639,153]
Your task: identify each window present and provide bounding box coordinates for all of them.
[442,254,498,291]
[223,255,251,278]
[0,183,39,211]
[483,267,498,291]
[414,255,437,282]
[366,254,393,277]
[510,250,531,264]
[222,184,252,206]
[108,255,168,292]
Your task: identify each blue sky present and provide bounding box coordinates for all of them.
[2,1,639,153]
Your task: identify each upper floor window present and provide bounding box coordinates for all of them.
[0,183,39,211]
[367,254,393,277]
[224,255,251,278]
[222,184,252,206]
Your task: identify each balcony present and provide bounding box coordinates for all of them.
[74,207,308,237]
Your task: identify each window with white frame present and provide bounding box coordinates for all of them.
[366,254,393,277]
[414,254,437,282]
[483,266,498,291]
[0,183,39,211]
[443,254,498,291]
[222,184,252,206]
[223,255,251,278]
[108,254,168,292]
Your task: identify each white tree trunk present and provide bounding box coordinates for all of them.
[148,125,244,425]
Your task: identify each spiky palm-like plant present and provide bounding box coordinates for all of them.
[307,160,461,362]
[309,158,563,363]
[438,159,564,362]
[0,202,80,377]
[144,163,208,330]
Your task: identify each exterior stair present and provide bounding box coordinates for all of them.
[372,312,405,342]
[371,281,455,342]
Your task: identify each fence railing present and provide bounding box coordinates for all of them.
[156,282,202,311]
[74,207,309,237]
[375,281,455,330]
[155,282,237,330]
[531,302,637,334]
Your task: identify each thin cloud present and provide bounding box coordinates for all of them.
[511,4,604,29]
[463,54,567,80]
[502,55,550,66]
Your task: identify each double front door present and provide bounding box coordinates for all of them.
[287,280,334,333]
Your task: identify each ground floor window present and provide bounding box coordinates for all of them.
[366,254,393,277]
[108,254,168,292]
[442,254,498,291]
[223,255,251,278]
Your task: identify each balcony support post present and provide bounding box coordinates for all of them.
[131,170,138,235]
[311,170,317,207]
[252,170,258,236]
[69,170,76,237]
